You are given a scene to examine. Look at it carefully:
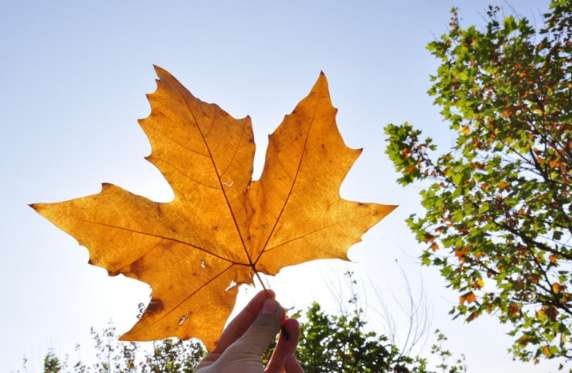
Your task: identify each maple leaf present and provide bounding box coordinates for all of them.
[460,291,476,305]
[31,66,396,351]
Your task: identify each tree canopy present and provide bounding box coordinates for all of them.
[386,0,572,365]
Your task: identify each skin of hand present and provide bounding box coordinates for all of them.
[195,290,304,373]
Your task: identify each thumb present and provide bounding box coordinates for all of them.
[230,298,282,357]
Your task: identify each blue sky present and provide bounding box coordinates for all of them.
[0,1,555,372]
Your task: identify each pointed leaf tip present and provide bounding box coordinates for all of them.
[152,65,170,79]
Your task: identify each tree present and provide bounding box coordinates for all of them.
[17,278,466,373]
[260,272,451,373]
[30,313,464,373]
[385,0,572,365]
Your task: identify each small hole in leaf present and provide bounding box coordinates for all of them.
[201,260,206,268]
[178,311,191,326]
[212,226,217,230]
[225,280,237,292]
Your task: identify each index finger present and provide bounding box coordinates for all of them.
[213,289,276,354]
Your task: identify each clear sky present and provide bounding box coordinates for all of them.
[0,0,555,372]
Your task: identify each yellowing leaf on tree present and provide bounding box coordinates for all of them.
[501,107,517,117]
[429,242,439,252]
[31,67,396,351]
[549,158,560,168]
[544,306,559,322]
[466,311,478,321]
[549,254,559,264]
[460,291,476,305]
[518,336,534,346]
[508,303,520,316]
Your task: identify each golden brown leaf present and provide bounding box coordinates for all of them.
[31,67,396,351]
[460,291,476,305]
[508,303,520,317]
[466,311,478,321]
[429,242,439,252]
[518,336,534,346]
[550,254,559,264]
[544,306,559,322]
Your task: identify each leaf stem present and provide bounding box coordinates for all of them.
[253,267,270,297]
[252,268,289,340]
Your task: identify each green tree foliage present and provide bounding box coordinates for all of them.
[20,286,465,373]
[39,326,205,373]
[262,293,432,373]
[385,0,572,365]
[266,303,422,372]
[32,309,430,373]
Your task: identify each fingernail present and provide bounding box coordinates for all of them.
[262,299,280,315]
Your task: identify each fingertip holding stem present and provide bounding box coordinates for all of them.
[261,298,281,315]
[281,325,290,341]
[280,307,290,340]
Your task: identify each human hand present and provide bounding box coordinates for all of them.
[195,290,304,373]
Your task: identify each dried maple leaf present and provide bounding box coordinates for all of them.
[31,66,396,351]
[460,291,476,305]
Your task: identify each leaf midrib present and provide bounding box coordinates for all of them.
[171,80,254,267]
[253,77,325,267]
